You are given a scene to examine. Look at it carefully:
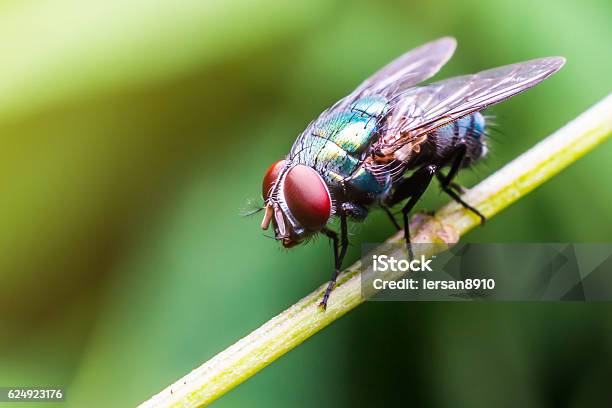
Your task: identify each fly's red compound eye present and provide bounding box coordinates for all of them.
[283,165,331,231]
[262,159,287,200]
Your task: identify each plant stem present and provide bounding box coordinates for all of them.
[139,94,612,408]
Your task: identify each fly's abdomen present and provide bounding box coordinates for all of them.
[432,112,487,166]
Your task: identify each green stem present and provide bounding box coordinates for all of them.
[139,94,612,408]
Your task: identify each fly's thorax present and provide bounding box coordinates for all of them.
[290,96,388,169]
[287,95,391,206]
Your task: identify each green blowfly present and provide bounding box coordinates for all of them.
[256,37,564,309]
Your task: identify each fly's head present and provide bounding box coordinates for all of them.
[260,160,331,248]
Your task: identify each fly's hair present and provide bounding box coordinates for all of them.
[481,113,497,124]
[263,162,291,206]
[369,159,408,183]
[483,123,503,143]
[274,231,319,253]
[240,198,264,217]
[329,195,338,217]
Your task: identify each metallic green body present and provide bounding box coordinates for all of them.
[288,95,390,200]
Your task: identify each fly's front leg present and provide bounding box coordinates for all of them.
[320,209,348,310]
[437,145,486,224]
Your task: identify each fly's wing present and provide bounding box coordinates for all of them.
[290,38,457,162]
[379,57,565,160]
[333,37,457,110]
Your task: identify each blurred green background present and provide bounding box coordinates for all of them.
[0,0,611,407]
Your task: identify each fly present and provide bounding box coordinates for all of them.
[255,37,564,309]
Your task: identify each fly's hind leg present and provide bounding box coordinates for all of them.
[383,164,437,259]
[382,206,401,231]
[437,145,486,224]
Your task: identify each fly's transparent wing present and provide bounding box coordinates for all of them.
[380,57,565,159]
[290,38,457,163]
[333,37,456,110]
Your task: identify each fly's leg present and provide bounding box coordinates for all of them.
[437,145,486,224]
[383,164,437,259]
[447,181,467,194]
[401,165,437,259]
[319,210,348,310]
[382,206,401,231]
[439,183,486,224]
[438,144,465,188]
[320,227,339,310]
